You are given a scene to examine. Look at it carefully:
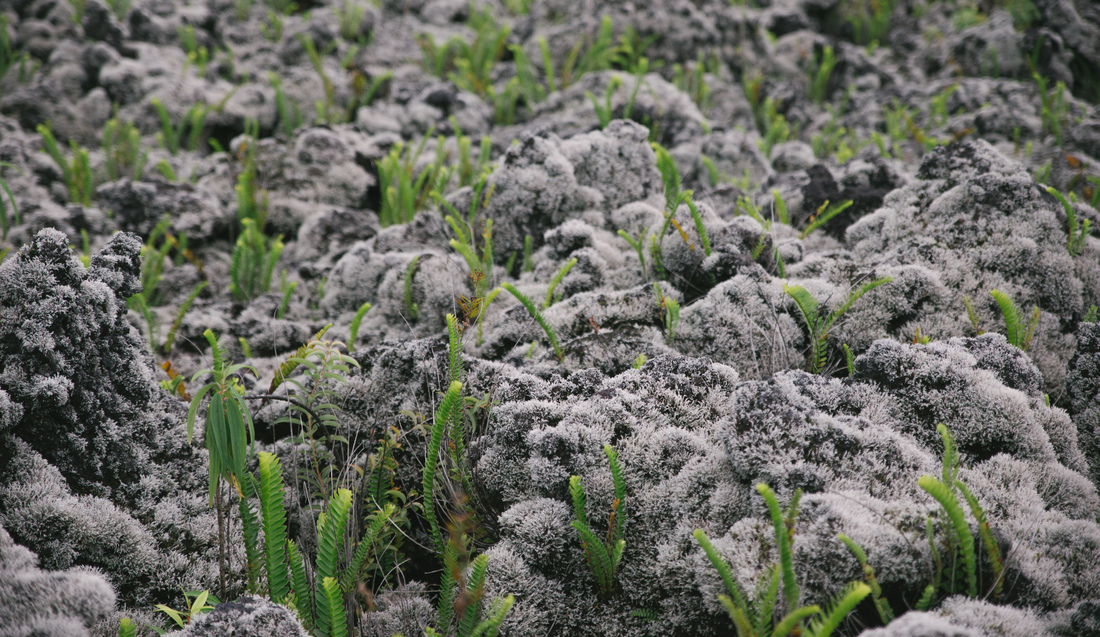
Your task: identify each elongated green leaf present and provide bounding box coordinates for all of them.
[342,503,394,592]
[288,540,314,629]
[321,577,346,637]
[918,475,977,598]
[990,289,1021,348]
[693,529,748,610]
[772,605,820,637]
[805,582,870,637]
[258,452,290,605]
[423,381,463,554]
[458,554,490,637]
[757,483,799,611]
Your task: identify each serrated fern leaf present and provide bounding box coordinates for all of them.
[753,564,780,636]
[573,520,615,593]
[937,423,959,493]
[772,605,821,637]
[469,594,514,637]
[569,475,589,530]
[783,284,820,337]
[837,534,892,623]
[805,582,869,637]
[693,529,748,610]
[757,483,799,611]
[238,474,262,593]
[343,503,395,593]
[918,475,977,598]
[314,489,353,636]
[718,598,754,637]
[458,554,490,637]
[501,282,563,361]
[990,289,1022,349]
[321,577,346,637]
[823,276,893,332]
[423,381,463,555]
[957,480,1003,598]
[258,452,290,605]
[288,540,314,629]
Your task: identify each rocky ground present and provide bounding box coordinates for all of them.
[2,0,1100,635]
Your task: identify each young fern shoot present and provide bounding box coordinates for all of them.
[569,444,627,597]
[784,277,893,373]
[500,282,563,361]
[989,289,1039,350]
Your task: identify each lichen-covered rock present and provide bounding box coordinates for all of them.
[1065,321,1100,488]
[0,523,116,637]
[177,597,308,637]
[0,230,223,605]
[0,229,152,492]
[847,140,1100,395]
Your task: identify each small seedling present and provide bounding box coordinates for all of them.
[1046,186,1091,256]
[989,289,1039,351]
[544,257,577,308]
[653,283,681,345]
[570,444,627,597]
[808,45,835,104]
[800,199,853,239]
[784,277,893,373]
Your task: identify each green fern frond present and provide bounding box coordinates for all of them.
[501,282,563,361]
[423,380,464,554]
[718,598,755,637]
[937,423,959,493]
[693,529,748,610]
[990,289,1022,348]
[837,534,893,624]
[753,564,780,636]
[317,490,353,581]
[918,475,977,598]
[800,200,852,239]
[446,313,465,386]
[1021,304,1040,351]
[843,344,855,377]
[544,257,577,308]
[342,502,394,593]
[258,452,290,604]
[686,195,712,256]
[469,594,514,637]
[605,444,627,542]
[805,582,870,637]
[458,554,490,637]
[314,489,353,636]
[573,519,616,592]
[288,539,314,629]
[238,475,263,593]
[321,577,346,637]
[438,540,459,634]
[757,483,799,610]
[347,301,371,352]
[569,475,589,530]
[956,480,1003,598]
[783,284,819,335]
[772,605,821,637]
[822,277,893,333]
